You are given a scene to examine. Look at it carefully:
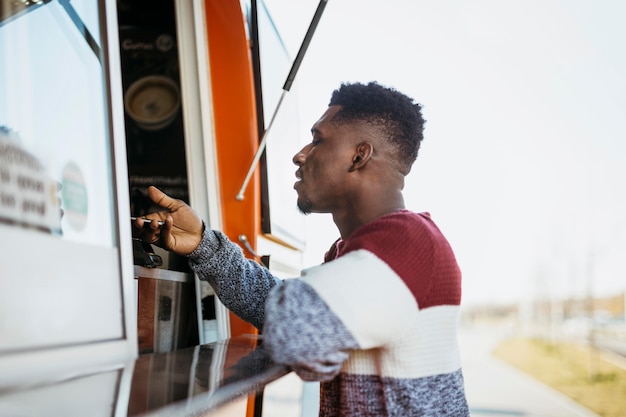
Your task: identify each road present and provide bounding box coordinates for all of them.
[460,324,601,417]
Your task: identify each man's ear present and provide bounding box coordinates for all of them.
[348,142,373,172]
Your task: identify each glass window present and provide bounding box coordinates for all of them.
[0,1,130,355]
[1,1,115,246]
[256,0,307,249]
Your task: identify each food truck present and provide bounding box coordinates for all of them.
[0,0,325,415]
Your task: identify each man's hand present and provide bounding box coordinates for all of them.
[134,186,204,256]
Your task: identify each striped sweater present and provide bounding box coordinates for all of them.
[188,210,470,416]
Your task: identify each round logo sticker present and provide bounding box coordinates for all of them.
[61,162,88,231]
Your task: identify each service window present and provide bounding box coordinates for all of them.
[255,0,307,250]
[0,0,134,376]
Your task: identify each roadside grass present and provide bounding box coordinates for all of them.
[493,338,626,417]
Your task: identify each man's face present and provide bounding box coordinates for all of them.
[292,105,359,215]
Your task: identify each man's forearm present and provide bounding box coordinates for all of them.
[188,228,281,329]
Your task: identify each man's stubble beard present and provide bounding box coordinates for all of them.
[297,196,313,216]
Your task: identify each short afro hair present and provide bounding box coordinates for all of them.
[328,81,425,174]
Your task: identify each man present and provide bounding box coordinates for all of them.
[137,81,470,416]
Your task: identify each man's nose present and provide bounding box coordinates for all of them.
[292,146,307,166]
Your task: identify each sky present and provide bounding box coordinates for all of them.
[263,0,626,307]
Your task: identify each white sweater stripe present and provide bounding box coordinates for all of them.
[301,249,462,379]
[301,250,418,349]
[343,305,462,378]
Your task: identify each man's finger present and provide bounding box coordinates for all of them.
[147,186,178,210]
[159,215,174,249]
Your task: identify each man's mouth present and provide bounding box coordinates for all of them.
[294,170,303,191]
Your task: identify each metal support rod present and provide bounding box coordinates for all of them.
[236,90,286,201]
[236,0,329,201]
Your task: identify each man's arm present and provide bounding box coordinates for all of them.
[262,250,419,381]
[135,186,281,329]
[188,228,281,330]
[263,278,359,381]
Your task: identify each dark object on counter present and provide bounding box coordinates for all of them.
[133,238,163,268]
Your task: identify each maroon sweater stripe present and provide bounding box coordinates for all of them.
[330,210,462,309]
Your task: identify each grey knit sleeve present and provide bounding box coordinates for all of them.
[262,279,359,381]
[187,228,281,329]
